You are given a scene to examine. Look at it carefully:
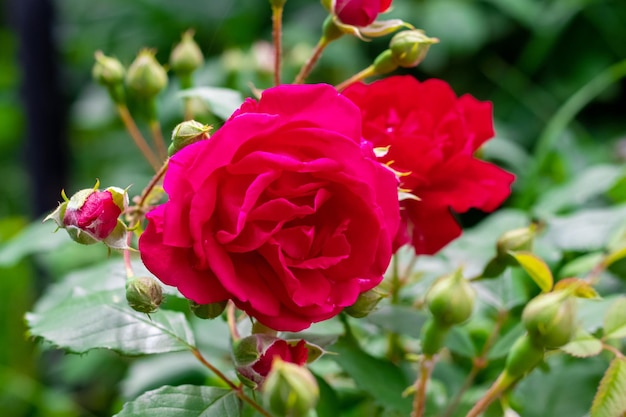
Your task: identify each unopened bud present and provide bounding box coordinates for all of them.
[344,288,385,318]
[170,31,204,76]
[522,291,576,349]
[321,15,344,43]
[168,120,212,156]
[233,335,308,388]
[389,30,438,68]
[190,300,227,319]
[426,269,475,327]
[126,276,163,314]
[92,51,125,87]
[126,49,168,98]
[504,333,544,379]
[496,226,536,261]
[263,358,319,417]
[45,183,128,246]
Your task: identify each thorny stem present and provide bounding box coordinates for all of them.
[442,310,508,417]
[465,373,514,417]
[190,347,273,417]
[294,37,329,84]
[387,255,404,362]
[411,355,435,417]
[115,104,161,171]
[271,5,284,85]
[123,231,134,278]
[335,65,377,92]
[149,119,168,161]
[227,301,241,342]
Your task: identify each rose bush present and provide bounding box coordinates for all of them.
[343,76,514,255]
[334,0,393,27]
[139,83,400,331]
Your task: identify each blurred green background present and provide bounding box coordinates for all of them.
[0,0,625,416]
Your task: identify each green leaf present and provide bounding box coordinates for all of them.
[27,289,195,355]
[604,297,626,340]
[488,323,525,360]
[330,335,412,413]
[365,305,429,338]
[561,329,603,358]
[179,87,244,120]
[446,327,477,358]
[591,357,626,417]
[543,205,626,252]
[558,252,605,278]
[554,278,599,299]
[0,219,70,267]
[510,251,553,292]
[114,385,241,417]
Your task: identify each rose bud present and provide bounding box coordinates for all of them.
[92,51,126,104]
[126,276,164,314]
[45,185,128,246]
[263,357,319,417]
[522,291,576,349]
[496,225,536,262]
[334,0,392,27]
[344,288,385,318]
[126,49,168,98]
[426,269,476,327]
[190,300,227,319]
[168,120,212,156]
[504,333,544,380]
[389,29,439,68]
[233,335,308,388]
[170,30,204,77]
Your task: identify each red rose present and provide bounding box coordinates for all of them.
[233,335,308,387]
[139,84,399,331]
[335,0,392,27]
[343,76,514,255]
[63,189,123,240]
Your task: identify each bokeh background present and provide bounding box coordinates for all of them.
[1,0,625,416]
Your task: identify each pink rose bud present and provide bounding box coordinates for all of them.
[233,335,308,388]
[45,184,128,246]
[334,0,391,27]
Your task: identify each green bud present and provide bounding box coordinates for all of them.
[420,317,450,356]
[344,288,385,318]
[372,49,398,75]
[522,291,576,349]
[169,120,212,156]
[92,51,125,87]
[504,333,544,379]
[190,300,227,319]
[263,358,319,417]
[126,49,168,98]
[170,30,204,76]
[126,276,163,314]
[496,226,536,261]
[426,269,476,327]
[389,29,438,68]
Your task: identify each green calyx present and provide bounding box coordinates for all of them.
[170,30,204,76]
[504,333,545,380]
[126,49,168,98]
[190,300,227,319]
[344,288,385,318]
[389,29,438,68]
[263,358,319,417]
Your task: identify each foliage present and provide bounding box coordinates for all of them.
[1,0,626,416]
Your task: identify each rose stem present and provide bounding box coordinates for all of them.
[441,310,508,417]
[115,103,161,171]
[293,37,329,84]
[387,255,404,362]
[148,99,168,160]
[464,373,512,417]
[226,301,241,342]
[411,354,435,417]
[335,65,376,92]
[271,2,284,86]
[123,231,134,279]
[190,347,273,417]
